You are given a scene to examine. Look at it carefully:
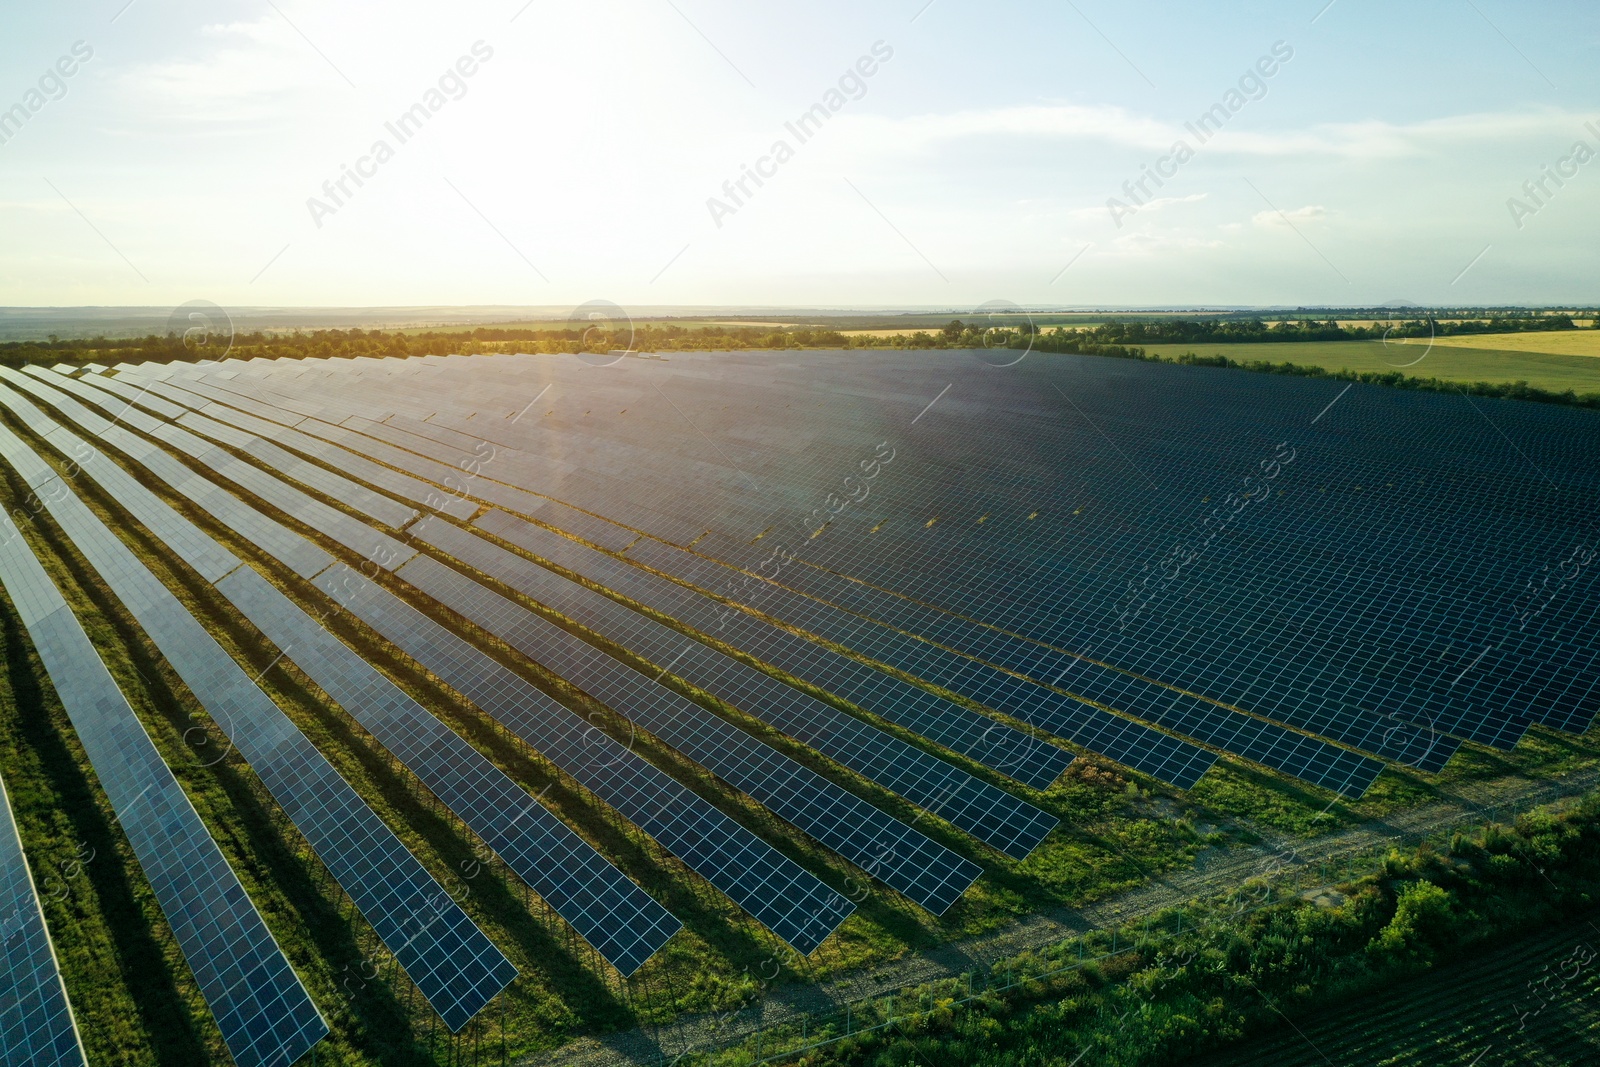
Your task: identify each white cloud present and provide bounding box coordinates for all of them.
[835,104,1587,160]
[1252,204,1328,227]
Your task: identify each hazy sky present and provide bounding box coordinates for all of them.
[1,1,1596,311]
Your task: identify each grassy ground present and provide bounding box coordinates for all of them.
[1185,908,1600,1066]
[1137,339,1600,394]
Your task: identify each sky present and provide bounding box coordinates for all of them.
[0,0,1596,312]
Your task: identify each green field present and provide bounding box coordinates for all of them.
[1138,340,1600,395]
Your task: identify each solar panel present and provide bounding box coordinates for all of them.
[88,376,478,521]
[700,536,1460,771]
[10,371,414,575]
[0,770,85,1067]
[179,368,1222,788]
[473,510,1215,790]
[0,385,242,583]
[9,373,681,973]
[621,537,1389,796]
[214,565,681,976]
[76,370,1080,793]
[0,509,324,1067]
[174,410,419,528]
[0,434,515,1032]
[410,515,1060,858]
[0,371,337,578]
[393,551,982,913]
[313,563,855,953]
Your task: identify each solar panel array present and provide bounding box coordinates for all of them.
[14,373,868,950]
[10,340,1593,1052]
[214,565,681,976]
[314,563,855,953]
[3,378,691,973]
[409,515,1059,858]
[0,418,515,1033]
[0,502,324,1067]
[166,350,1600,789]
[0,769,84,1067]
[394,550,982,913]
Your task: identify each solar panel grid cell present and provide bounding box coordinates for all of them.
[469,510,1081,792]
[371,358,1587,758]
[214,567,679,976]
[396,355,1587,755]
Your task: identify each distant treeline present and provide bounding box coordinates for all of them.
[3,314,1588,369]
[1080,313,1581,346]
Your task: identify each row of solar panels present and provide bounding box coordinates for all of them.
[178,352,1596,783]
[0,359,1072,1065]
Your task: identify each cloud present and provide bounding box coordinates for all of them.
[1069,192,1206,221]
[1253,204,1328,227]
[836,104,1587,160]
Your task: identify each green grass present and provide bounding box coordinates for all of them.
[1138,340,1600,394]
[1187,908,1600,1066]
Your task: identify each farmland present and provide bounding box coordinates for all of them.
[1136,339,1600,395]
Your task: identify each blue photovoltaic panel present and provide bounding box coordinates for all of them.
[622,537,1389,797]
[0,370,337,579]
[0,771,84,1067]
[265,351,1600,763]
[0,385,242,583]
[104,367,1078,794]
[174,409,419,528]
[0,509,325,1067]
[89,375,478,521]
[5,369,414,576]
[3,379,676,973]
[0,433,515,1033]
[393,551,982,913]
[475,511,1217,790]
[313,563,855,954]
[214,566,681,976]
[410,516,1059,858]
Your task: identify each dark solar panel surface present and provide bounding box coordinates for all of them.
[6,440,512,1033]
[313,564,855,953]
[0,504,324,1067]
[0,371,336,579]
[473,510,1215,790]
[110,352,1600,802]
[410,515,1058,858]
[215,565,680,975]
[394,551,982,913]
[0,770,84,1067]
[262,352,1598,759]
